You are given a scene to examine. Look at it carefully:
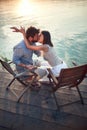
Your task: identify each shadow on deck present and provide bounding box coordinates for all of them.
[0,69,87,130]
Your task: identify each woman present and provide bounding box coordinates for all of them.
[11,26,68,77]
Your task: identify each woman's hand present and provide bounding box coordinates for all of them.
[20,26,26,35]
[10,26,25,35]
[10,27,20,32]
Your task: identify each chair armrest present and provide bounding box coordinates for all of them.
[72,61,77,66]
[15,71,30,78]
[47,68,58,84]
[15,68,37,78]
[8,61,13,64]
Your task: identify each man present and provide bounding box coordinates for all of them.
[11,26,47,89]
[11,26,41,73]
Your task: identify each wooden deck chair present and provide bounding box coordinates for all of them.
[47,64,87,110]
[0,59,37,102]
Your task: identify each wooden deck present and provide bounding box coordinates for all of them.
[0,68,87,130]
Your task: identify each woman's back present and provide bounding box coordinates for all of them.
[43,45,62,67]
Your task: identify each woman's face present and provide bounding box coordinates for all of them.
[38,33,44,44]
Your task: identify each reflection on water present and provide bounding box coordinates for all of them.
[0,0,87,66]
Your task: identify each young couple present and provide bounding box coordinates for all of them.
[11,26,67,89]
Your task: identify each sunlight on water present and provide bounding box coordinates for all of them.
[16,0,34,16]
[0,0,87,66]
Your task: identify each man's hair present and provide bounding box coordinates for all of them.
[26,26,39,39]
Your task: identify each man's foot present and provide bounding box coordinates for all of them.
[30,82,41,91]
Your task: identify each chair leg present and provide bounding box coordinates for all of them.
[17,85,31,102]
[6,78,15,90]
[76,85,84,105]
[49,78,51,83]
[17,75,37,102]
[49,78,60,111]
[52,92,60,111]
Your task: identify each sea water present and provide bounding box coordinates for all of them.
[0,0,87,67]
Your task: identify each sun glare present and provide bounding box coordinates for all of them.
[17,0,34,16]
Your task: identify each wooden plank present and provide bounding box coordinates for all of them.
[0,99,87,130]
[0,70,87,130]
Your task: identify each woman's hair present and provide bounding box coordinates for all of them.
[41,31,53,47]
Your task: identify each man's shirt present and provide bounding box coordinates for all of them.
[13,40,40,72]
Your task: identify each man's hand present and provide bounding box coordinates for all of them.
[26,65,37,70]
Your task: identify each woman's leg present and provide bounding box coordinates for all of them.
[35,67,47,80]
[51,61,68,77]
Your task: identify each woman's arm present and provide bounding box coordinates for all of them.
[20,26,45,51]
[10,26,47,51]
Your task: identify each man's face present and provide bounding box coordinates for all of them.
[32,33,39,42]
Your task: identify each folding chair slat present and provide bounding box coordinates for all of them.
[60,67,86,78]
[60,75,84,84]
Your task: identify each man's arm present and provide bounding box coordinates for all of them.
[13,47,35,69]
[13,47,26,68]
